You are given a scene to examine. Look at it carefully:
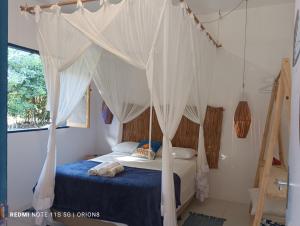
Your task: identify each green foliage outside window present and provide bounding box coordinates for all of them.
[8,46,50,130]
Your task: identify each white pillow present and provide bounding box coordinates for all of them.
[172,147,196,159]
[249,188,286,216]
[112,142,139,154]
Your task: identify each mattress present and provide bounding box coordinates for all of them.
[90,152,196,206]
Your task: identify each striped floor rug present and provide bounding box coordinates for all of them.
[183,212,226,226]
[261,219,285,226]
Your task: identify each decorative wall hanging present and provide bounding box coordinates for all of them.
[234,0,251,138]
[203,105,224,169]
[101,101,113,124]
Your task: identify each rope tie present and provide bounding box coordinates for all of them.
[20,3,28,18]
[50,4,61,15]
[34,5,42,23]
[20,8,28,19]
[76,0,84,9]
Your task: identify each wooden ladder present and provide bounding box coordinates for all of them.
[251,58,291,226]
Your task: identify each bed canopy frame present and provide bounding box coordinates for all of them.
[21,1,217,225]
[20,0,222,48]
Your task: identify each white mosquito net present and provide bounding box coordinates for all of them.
[30,1,216,225]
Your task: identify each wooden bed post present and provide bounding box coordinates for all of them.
[251,58,290,226]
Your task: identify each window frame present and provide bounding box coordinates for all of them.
[7,43,69,133]
[9,43,39,55]
[66,85,91,129]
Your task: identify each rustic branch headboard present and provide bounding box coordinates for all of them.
[122,108,200,150]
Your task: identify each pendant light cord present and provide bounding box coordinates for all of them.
[201,0,245,24]
[217,10,221,44]
[242,0,248,95]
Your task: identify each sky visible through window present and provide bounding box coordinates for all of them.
[7,46,50,131]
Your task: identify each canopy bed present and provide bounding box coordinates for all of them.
[52,110,198,226]
[20,0,218,225]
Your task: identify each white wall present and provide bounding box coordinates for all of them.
[8,0,294,210]
[8,0,101,211]
[197,2,294,203]
[92,2,294,204]
[8,125,98,211]
[9,0,38,49]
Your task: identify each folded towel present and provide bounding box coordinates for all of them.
[103,165,124,177]
[88,162,120,176]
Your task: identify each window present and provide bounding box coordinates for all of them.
[7,44,50,131]
[7,44,91,132]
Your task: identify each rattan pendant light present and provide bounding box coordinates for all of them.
[234,0,251,138]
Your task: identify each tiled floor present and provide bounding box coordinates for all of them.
[178,198,252,226]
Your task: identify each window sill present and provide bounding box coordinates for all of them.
[7,126,69,134]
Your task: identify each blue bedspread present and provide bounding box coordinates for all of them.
[52,160,181,226]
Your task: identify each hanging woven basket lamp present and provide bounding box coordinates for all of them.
[234,0,251,138]
[234,101,251,138]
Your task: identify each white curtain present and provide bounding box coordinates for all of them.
[146,2,197,225]
[31,1,216,226]
[184,29,216,201]
[63,0,165,143]
[85,45,150,142]
[57,50,94,124]
[89,46,150,124]
[63,0,164,69]
[32,7,93,214]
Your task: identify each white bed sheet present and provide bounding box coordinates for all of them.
[90,152,196,206]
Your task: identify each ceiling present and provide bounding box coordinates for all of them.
[29,0,294,14]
